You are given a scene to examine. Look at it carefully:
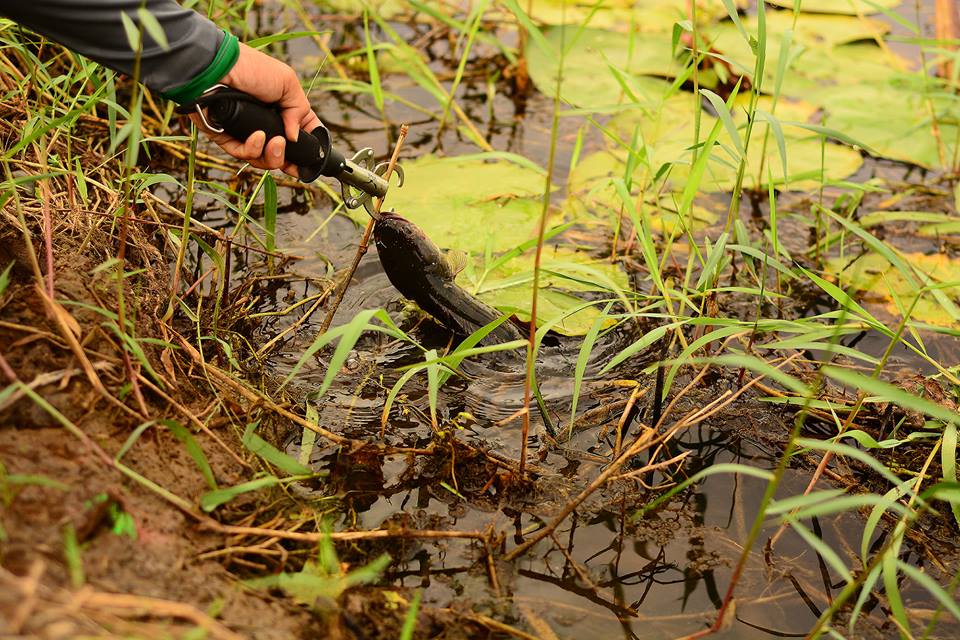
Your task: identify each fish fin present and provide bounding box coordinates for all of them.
[444,249,468,277]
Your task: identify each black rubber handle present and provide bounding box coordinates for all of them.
[204,95,344,183]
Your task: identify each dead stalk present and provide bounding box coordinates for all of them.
[318,123,409,333]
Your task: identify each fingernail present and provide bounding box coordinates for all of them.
[272,146,283,159]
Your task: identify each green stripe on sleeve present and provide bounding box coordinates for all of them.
[162,30,239,104]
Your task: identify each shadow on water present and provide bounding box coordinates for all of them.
[178,2,960,637]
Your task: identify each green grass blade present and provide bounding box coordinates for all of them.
[162,419,217,490]
[634,463,773,520]
[822,366,960,426]
[786,518,854,584]
[243,422,312,476]
[701,88,744,158]
[263,174,277,256]
[569,301,612,435]
[943,423,960,527]
[400,589,423,640]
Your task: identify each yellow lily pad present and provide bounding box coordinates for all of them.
[457,248,629,336]
[764,0,901,14]
[382,154,552,254]
[825,252,960,328]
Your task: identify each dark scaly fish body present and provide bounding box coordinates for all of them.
[373,213,525,344]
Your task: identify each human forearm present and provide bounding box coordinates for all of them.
[0,0,237,102]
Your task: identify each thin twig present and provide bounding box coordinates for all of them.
[318,124,409,333]
[208,523,485,543]
[74,591,245,640]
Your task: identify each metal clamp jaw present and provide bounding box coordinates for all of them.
[340,149,405,217]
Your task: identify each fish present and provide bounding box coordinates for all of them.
[373,212,525,345]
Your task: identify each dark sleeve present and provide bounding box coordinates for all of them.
[0,0,239,102]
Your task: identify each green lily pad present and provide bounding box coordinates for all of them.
[706,13,903,95]
[578,91,863,194]
[526,25,681,110]
[458,248,629,336]
[384,153,552,254]
[520,0,744,31]
[764,0,901,14]
[825,251,960,328]
[808,79,960,170]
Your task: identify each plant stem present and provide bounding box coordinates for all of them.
[519,15,563,476]
[318,124,409,333]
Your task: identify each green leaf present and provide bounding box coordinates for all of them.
[400,589,423,640]
[244,549,390,605]
[120,12,141,52]
[2,473,69,491]
[378,154,550,254]
[282,309,381,389]
[701,88,744,158]
[201,476,282,512]
[263,174,277,255]
[137,7,169,50]
[247,31,327,48]
[600,322,681,375]
[634,463,773,519]
[755,110,788,184]
[0,261,13,296]
[943,423,960,528]
[501,0,554,56]
[364,11,384,112]
[822,366,960,426]
[796,437,924,499]
[785,518,854,584]
[162,419,217,490]
[569,301,612,434]
[242,422,312,476]
[898,561,960,625]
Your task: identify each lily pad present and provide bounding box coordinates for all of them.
[458,248,630,336]
[705,13,903,95]
[764,0,901,15]
[825,251,960,328]
[520,0,745,31]
[575,91,864,194]
[526,26,681,110]
[384,153,553,254]
[808,79,960,170]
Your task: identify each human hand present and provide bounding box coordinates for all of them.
[192,42,322,178]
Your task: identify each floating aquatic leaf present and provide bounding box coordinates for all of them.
[825,251,960,328]
[383,154,551,254]
[526,26,680,110]
[764,0,901,14]
[520,0,745,31]
[458,248,630,336]
[809,79,959,169]
[572,92,862,195]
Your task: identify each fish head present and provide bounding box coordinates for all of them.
[374,212,450,280]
